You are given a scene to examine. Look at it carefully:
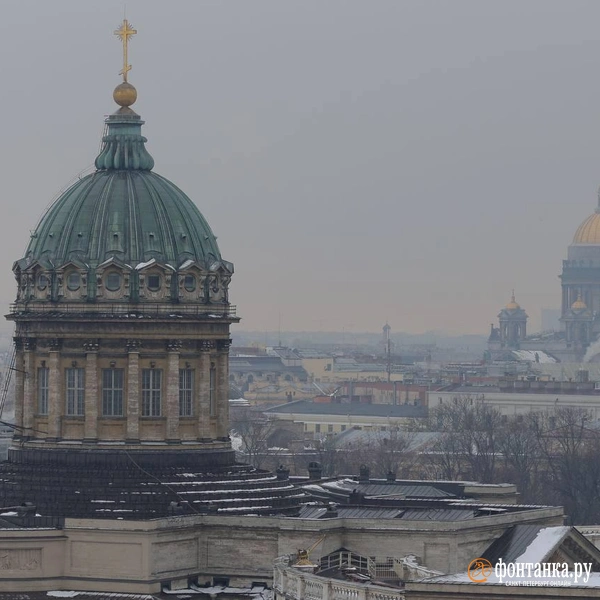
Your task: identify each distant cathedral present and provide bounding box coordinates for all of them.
[488,192,600,363]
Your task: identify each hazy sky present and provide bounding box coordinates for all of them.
[1,0,600,335]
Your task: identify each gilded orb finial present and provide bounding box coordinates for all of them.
[113,82,138,107]
[113,19,138,108]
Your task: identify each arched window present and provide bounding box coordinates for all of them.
[184,275,196,292]
[67,272,80,291]
[37,274,49,290]
[106,271,122,291]
[147,274,161,291]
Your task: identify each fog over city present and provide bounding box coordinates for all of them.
[2,0,600,335]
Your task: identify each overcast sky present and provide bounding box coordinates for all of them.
[1,0,600,335]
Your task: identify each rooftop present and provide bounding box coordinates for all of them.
[265,400,427,418]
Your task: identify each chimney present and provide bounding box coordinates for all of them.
[359,464,370,482]
[308,461,323,480]
[349,489,366,505]
[276,465,290,480]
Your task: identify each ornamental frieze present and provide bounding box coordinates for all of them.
[167,339,183,352]
[126,339,142,352]
[0,548,41,571]
[48,338,61,351]
[216,339,232,352]
[83,340,100,352]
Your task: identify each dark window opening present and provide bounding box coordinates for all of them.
[37,274,49,290]
[147,274,160,291]
[106,272,122,291]
[184,275,196,292]
[67,272,81,291]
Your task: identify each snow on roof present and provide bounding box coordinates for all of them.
[511,350,557,364]
[513,526,571,563]
[421,526,590,587]
[162,584,267,596]
[135,258,157,270]
[179,259,195,270]
[229,397,249,405]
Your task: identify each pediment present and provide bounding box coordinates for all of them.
[14,258,54,273]
[97,256,132,271]
[55,259,89,272]
[209,260,234,275]
[135,258,175,273]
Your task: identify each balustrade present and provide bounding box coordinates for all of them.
[273,559,404,600]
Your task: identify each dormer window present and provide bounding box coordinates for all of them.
[184,275,196,292]
[67,272,81,291]
[106,272,122,291]
[37,274,49,290]
[147,274,160,291]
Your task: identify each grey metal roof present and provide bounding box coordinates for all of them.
[483,524,542,564]
[335,429,441,452]
[298,504,476,521]
[265,400,427,418]
[322,480,454,499]
[230,356,307,375]
[399,508,475,521]
[298,505,403,519]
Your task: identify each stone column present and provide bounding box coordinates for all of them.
[22,339,36,437]
[23,338,36,437]
[198,341,212,442]
[13,339,24,437]
[83,340,99,442]
[126,339,140,443]
[166,340,182,443]
[47,339,62,441]
[216,339,231,439]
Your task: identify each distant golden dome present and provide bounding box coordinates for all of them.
[573,211,600,244]
[505,293,520,310]
[113,82,137,107]
[571,292,587,310]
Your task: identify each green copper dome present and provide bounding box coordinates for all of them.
[20,109,224,271]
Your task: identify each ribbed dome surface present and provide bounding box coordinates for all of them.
[25,170,221,268]
[21,108,223,270]
[573,212,600,245]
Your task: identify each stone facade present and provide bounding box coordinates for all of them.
[9,320,234,449]
[0,505,564,593]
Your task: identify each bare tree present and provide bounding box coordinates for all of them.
[529,407,600,524]
[327,427,417,478]
[424,430,464,480]
[496,415,542,503]
[230,407,280,470]
[428,396,502,483]
[368,428,416,478]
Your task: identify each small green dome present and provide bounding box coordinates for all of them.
[19,109,225,271]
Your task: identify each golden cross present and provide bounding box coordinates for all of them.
[114,19,137,82]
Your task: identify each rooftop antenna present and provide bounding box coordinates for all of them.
[385,321,392,383]
[278,312,282,347]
